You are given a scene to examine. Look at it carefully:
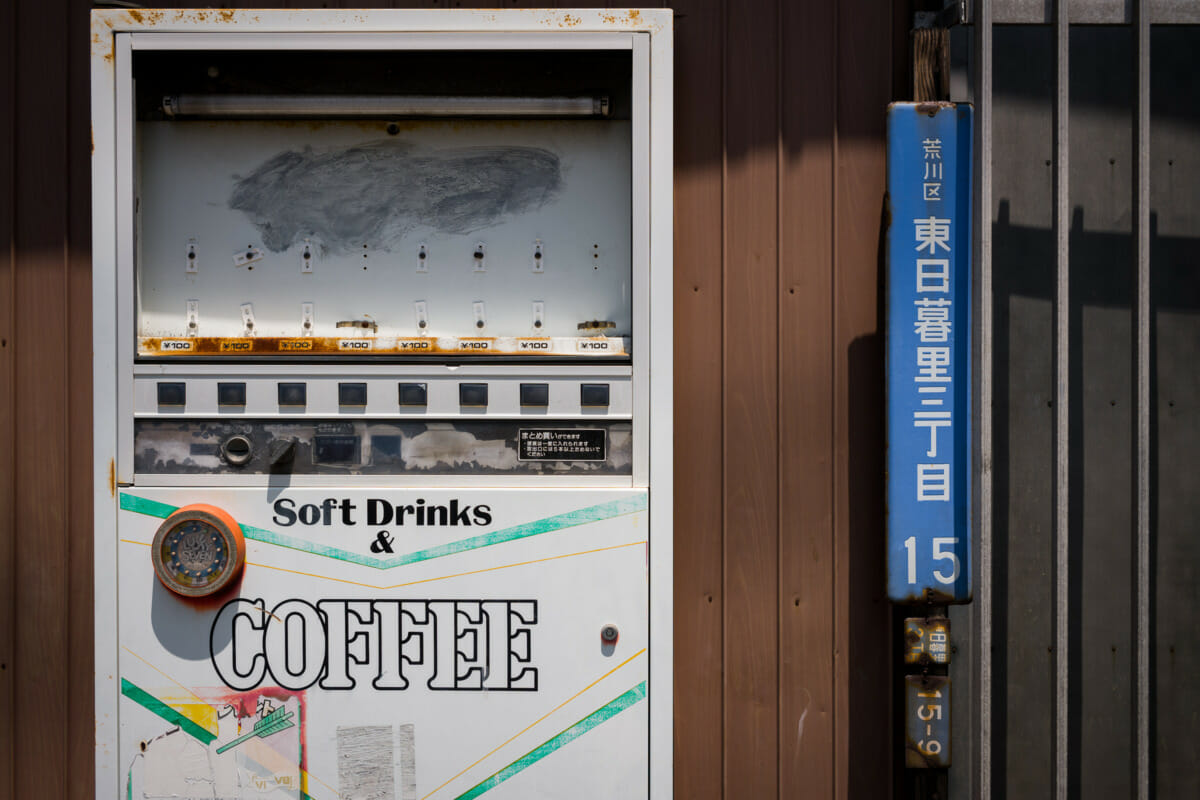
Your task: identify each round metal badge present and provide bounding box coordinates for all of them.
[151,504,246,598]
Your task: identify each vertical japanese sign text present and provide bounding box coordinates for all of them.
[886,102,973,603]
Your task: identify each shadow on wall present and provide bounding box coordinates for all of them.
[989,196,1200,798]
[844,193,891,795]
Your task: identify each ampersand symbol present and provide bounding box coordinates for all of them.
[370,530,395,554]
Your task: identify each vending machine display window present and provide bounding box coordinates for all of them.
[132,49,635,360]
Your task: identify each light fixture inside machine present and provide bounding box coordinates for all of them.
[151,504,246,598]
[161,94,611,118]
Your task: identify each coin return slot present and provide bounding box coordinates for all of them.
[221,435,253,466]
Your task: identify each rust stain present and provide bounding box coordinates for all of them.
[91,127,94,155]
[124,9,164,26]
[600,9,648,28]
[92,27,114,66]
[902,616,950,667]
[915,101,955,117]
[108,459,116,498]
[176,9,239,24]
[894,586,961,605]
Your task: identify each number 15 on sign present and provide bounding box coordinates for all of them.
[891,532,970,603]
[903,536,960,585]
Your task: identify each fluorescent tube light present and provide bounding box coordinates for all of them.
[161,94,609,118]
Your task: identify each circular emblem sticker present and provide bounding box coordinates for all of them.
[151,504,245,598]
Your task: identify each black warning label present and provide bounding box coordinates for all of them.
[518,429,606,462]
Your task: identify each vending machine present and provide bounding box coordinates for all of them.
[90,10,672,800]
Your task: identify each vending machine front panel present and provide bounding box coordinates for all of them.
[92,11,672,800]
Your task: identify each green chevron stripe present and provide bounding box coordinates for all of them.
[120,678,216,745]
[454,682,647,800]
[119,492,645,570]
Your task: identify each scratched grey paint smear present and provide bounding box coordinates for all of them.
[397,723,417,800]
[229,140,562,254]
[337,725,396,800]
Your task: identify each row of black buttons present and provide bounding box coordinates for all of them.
[157,381,611,409]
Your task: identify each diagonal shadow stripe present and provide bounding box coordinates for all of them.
[119,492,646,570]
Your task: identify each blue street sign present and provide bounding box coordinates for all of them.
[886,102,973,604]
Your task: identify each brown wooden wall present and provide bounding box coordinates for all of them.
[0,2,906,797]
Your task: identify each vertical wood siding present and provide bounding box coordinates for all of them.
[0,2,902,797]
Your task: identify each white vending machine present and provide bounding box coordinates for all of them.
[90,11,672,800]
